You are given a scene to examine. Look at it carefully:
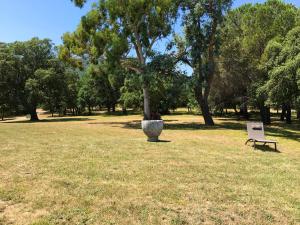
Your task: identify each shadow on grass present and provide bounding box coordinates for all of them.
[89,119,300,142]
[0,118,15,122]
[5,117,94,123]
[156,140,171,143]
[253,145,281,153]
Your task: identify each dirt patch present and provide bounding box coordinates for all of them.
[0,200,48,225]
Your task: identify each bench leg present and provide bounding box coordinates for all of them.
[275,143,277,151]
[245,139,252,145]
[253,141,256,149]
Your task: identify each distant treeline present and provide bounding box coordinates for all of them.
[0,0,299,124]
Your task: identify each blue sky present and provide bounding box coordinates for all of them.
[0,0,299,45]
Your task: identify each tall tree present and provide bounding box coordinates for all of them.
[11,38,55,120]
[220,0,299,124]
[66,0,179,120]
[179,0,232,125]
[264,26,300,124]
[0,43,12,120]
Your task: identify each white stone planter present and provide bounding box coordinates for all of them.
[141,120,164,142]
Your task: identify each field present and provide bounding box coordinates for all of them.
[0,112,299,225]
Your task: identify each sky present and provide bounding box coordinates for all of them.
[0,0,299,45]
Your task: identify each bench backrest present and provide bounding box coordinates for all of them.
[247,122,265,140]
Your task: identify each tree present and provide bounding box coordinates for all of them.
[264,26,300,124]
[220,0,299,124]
[11,38,55,120]
[64,68,81,115]
[77,67,98,115]
[35,60,68,117]
[66,0,179,120]
[0,43,12,120]
[218,5,253,118]
[120,54,189,115]
[179,0,232,125]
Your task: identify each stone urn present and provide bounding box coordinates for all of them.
[141,120,164,142]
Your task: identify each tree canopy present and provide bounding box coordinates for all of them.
[0,0,299,125]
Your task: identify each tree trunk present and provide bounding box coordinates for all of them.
[88,106,91,115]
[219,107,223,116]
[122,106,127,115]
[281,104,286,121]
[241,97,249,119]
[112,104,116,112]
[297,110,300,120]
[30,107,39,121]
[196,94,214,125]
[143,86,151,120]
[1,108,4,121]
[239,105,249,119]
[259,105,270,125]
[234,106,238,114]
[201,103,214,125]
[286,104,292,124]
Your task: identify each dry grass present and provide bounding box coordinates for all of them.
[0,112,299,225]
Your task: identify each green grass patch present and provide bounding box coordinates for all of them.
[0,114,299,224]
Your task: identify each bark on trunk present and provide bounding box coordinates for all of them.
[30,107,39,121]
[219,107,223,116]
[122,106,127,115]
[240,97,249,119]
[133,29,151,121]
[259,105,270,125]
[281,104,286,121]
[234,106,238,114]
[196,94,214,125]
[286,104,292,124]
[1,109,4,121]
[239,106,249,119]
[200,101,214,125]
[143,87,151,120]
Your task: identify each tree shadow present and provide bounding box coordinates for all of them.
[0,118,15,122]
[5,118,94,123]
[88,120,179,128]
[88,119,300,142]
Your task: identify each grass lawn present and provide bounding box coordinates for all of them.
[0,113,299,225]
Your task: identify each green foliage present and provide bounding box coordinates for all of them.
[218,0,299,123]
[77,70,98,113]
[0,43,15,118]
[264,26,300,108]
[65,0,180,119]
[77,63,125,113]
[0,38,82,119]
[120,73,143,110]
[1,38,55,119]
[120,54,190,114]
